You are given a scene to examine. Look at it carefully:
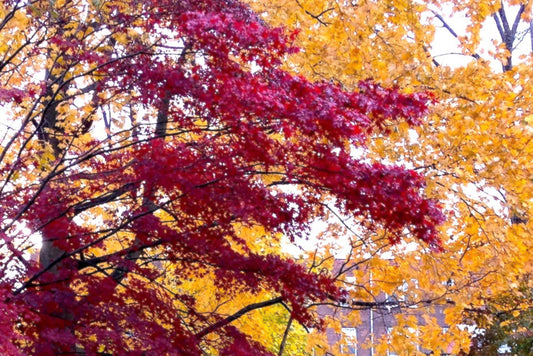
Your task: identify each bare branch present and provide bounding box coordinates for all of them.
[278,315,293,356]
[511,5,526,39]
[295,0,334,26]
[432,11,481,60]
[195,297,283,339]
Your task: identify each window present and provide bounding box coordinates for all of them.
[340,343,357,355]
[385,293,401,310]
[342,327,357,341]
[386,328,399,356]
[344,275,357,283]
[397,281,408,301]
[393,279,419,305]
[343,275,357,291]
[339,276,356,306]
[341,328,357,355]
[339,297,351,307]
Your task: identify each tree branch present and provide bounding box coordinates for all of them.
[511,5,526,40]
[278,315,293,356]
[72,182,135,215]
[492,4,525,71]
[195,297,283,339]
[295,0,334,26]
[432,11,481,60]
[498,2,511,34]
[493,12,506,43]
[530,20,533,53]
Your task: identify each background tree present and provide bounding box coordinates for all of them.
[165,225,318,355]
[246,0,533,354]
[468,274,533,355]
[0,0,443,354]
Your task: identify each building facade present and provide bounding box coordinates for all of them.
[316,260,454,356]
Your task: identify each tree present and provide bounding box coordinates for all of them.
[245,0,533,354]
[467,274,533,355]
[164,225,317,355]
[0,0,443,354]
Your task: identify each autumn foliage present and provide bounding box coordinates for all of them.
[0,0,443,354]
[245,0,533,354]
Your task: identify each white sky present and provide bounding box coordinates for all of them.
[429,3,531,70]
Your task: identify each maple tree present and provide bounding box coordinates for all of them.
[245,0,533,354]
[0,0,444,354]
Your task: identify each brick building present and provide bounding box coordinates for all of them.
[315,260,454,356]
